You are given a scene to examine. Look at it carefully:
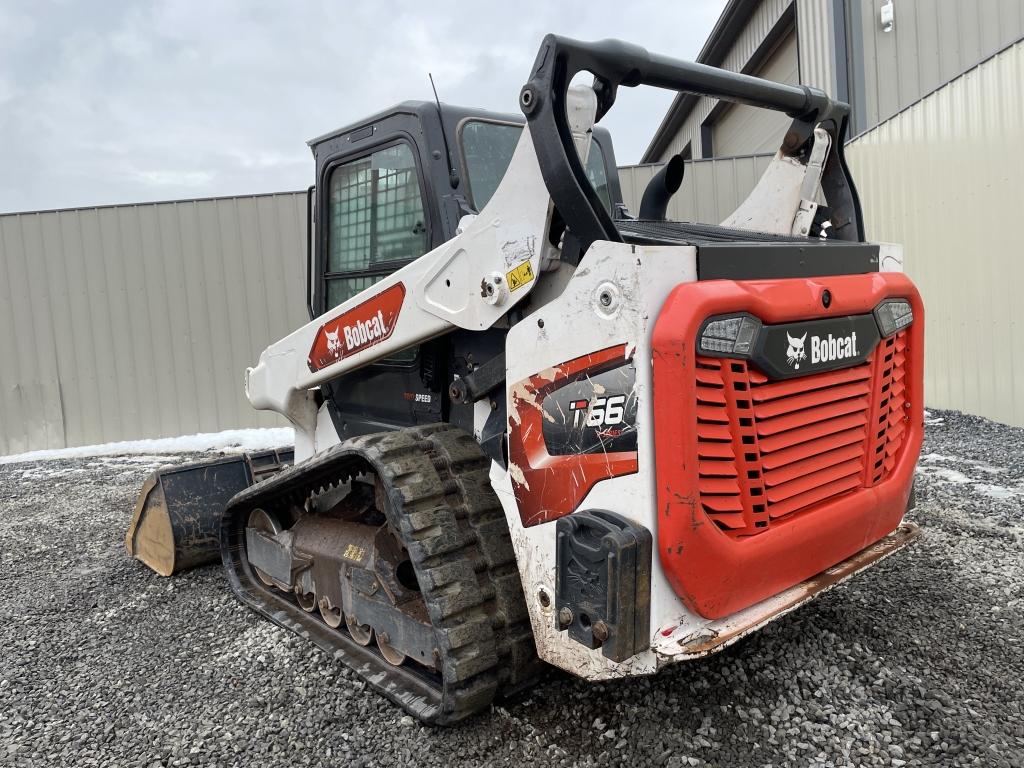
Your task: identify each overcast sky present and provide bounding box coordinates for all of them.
[0,1,725,213]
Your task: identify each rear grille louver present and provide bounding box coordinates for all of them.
[866,333,908,483]
[694,331,909,537]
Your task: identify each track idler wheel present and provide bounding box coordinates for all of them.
[247,508,288,590]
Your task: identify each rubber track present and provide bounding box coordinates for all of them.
[221,424,541,724]
[413,424,545,696]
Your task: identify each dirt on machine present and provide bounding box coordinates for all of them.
[127,35,924,724]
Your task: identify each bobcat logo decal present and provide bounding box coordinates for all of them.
[325,327,342,357]
[307,283,407,373]
[786,332,807,369]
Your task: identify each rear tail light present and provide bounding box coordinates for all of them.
[699,314,761,355]
[873,299,913,336]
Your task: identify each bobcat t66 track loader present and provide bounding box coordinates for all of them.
[127,36,923,723]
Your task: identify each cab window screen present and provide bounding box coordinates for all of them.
[325,142,428,306]
[461,121,523,210]
[461,119,612,213]
[325,275,382,309]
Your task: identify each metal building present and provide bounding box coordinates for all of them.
[640,0,1024,164]
[628,0,1024,426]
[0,194,308,455]
[4,2,1023,456]
[617,154,773,224]
[846,39,1024,427]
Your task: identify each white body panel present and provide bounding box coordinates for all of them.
[491,240,698,676]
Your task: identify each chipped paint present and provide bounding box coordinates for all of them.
[500,234,537,270]
[495,468,658,680]
[507,364,561,427]
[507,461,530,491]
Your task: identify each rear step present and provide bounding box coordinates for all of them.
[125,447,294,576]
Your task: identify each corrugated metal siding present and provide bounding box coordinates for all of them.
[657,0,794,161]
[847,39,1024,427]
[713,32,800,156]
[855,0,1024,130]
[0,193,309,454]
[796,0,836,92]
[618,154,774,223]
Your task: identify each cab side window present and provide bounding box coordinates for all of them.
[461,120,523,210]
[325,143,428,309]
[460,119,612,214]
[585,141,612,214]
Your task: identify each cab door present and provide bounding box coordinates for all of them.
[314,131,443,437]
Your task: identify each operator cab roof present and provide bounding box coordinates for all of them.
[307,101,524,148]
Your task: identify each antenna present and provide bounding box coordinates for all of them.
[429,73,459,189]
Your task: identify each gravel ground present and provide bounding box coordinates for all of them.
[1,408,1022,767]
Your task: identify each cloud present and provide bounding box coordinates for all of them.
[0,0,724,212]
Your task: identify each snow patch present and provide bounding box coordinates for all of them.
[919,453,958,464]
[973,465,1005,475]
[0,428,294,465]
[919,453,1003,475]
[917,466,974,485]
[973,483,1023,501]
[917,451,1024,502]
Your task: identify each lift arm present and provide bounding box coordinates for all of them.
[244,88,600,438]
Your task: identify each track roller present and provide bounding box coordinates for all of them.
[346,614,373,646]
[296,589,317,613]
[377,632,406,666]
[318,597,343,627]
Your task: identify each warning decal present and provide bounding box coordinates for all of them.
[506,260,535,292]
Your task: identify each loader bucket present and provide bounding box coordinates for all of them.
[125,447,294,576]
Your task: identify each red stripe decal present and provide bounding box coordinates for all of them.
[508,344,638,528]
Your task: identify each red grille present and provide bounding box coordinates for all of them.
[695,331,909,537]
[866,333,909,483]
